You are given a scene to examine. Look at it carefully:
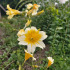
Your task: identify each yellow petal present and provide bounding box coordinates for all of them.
[37,10,44,15]
[25,20,32,27]
[8,15,14,19]
[47,60,52,68]
[6,4,21,19]
[27,9,33,15]
[7,4,11,10]
[47,57,54,68]
[25,50,33,61]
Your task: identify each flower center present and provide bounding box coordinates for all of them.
[31,37,33,40]
[24,29,42,45]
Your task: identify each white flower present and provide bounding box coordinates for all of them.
[32,4,40,15]
[26,3,33,9]
[59,0,68,4]
[25,4,40,16]
[18,26,47,53]
[47,57,54,68]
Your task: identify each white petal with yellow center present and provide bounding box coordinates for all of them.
[18,26,47,53]
[25,28,31,33]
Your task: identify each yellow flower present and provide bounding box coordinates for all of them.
[47,57,54,68]
[32,65,40,68]
[24,50,36,61]
[24,20,32,28]
[37,10,44,15]
[17,29,25,37]
[6,4,21,19]
[26,3,33,9]
[18,26,47,53]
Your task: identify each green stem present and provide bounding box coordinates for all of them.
[22,60,25,67]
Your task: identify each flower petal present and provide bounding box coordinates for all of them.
[8,15,14,19]
[31,45,36,53]
[25,27,31,33]
[39,31,47,40]
[7,4,11,10]
[36,41,45,49]
[31,26,37,31]
[18,36,25,41]
[27,44,32,53]
[32,11,37,15]
[18,41,27,45]
[27,44,36,53]
[26,3,33,9]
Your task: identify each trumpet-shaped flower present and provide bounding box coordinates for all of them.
[59,0,68,4]
[26,3,33,9]
[24,50,36,61]
[24,20,32,28]
[47,57,54,68]
[6,5,21,19]
[17,29,25,37]
[18,26,47,53]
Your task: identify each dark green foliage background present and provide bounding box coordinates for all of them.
[0,0,19,8]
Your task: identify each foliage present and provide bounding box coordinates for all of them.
[0,0,19,8]
[31,1,70,70]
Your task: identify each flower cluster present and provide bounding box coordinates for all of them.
[6,3,54,70]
